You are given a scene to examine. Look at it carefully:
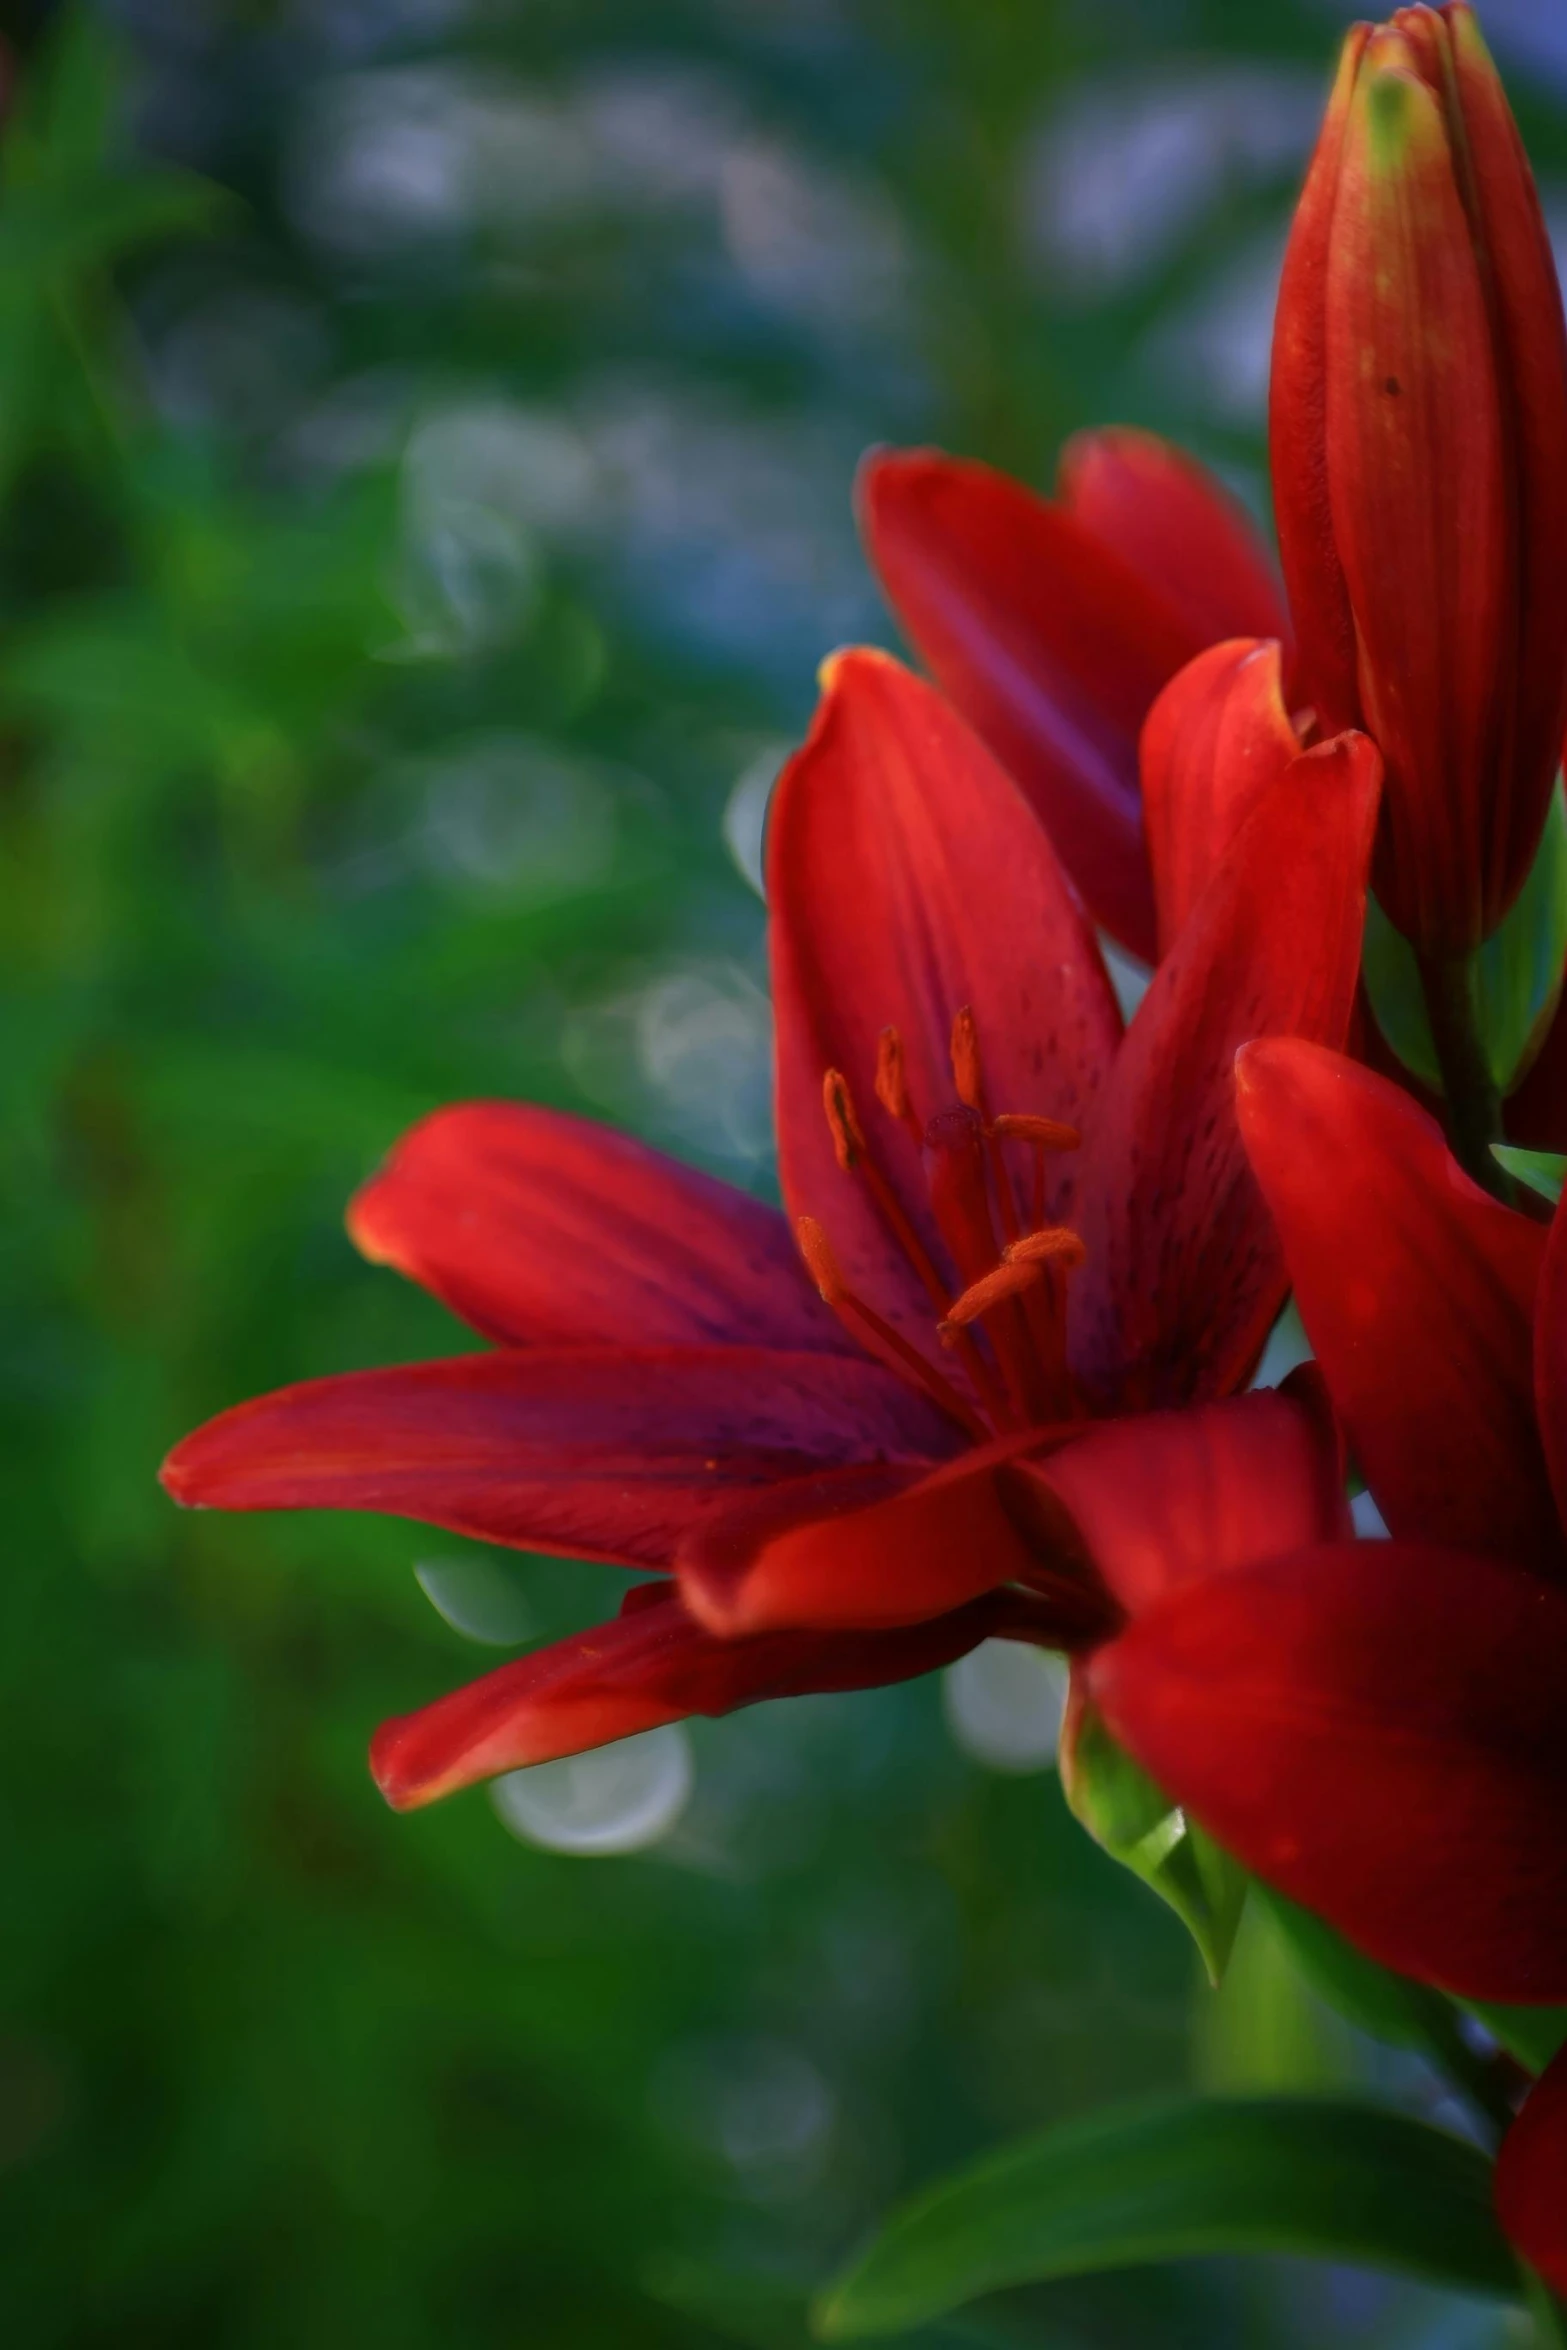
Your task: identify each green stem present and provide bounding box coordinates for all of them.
[1418,2003,1520,2146]
[1525,2272,1567,2349]
[1416,950,1509,1198]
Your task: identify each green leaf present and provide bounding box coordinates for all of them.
[1260,1891,1446,2049]
[644,2255,1003,2348]
[1360,889,1443,1092]
[813,2096,1516,2340]
[1263,1896,1532,2134]
[1196,1898,1362,2095]
[1465,2001,1567,2077]
[1524,2271,1567,2350]
[1362,781,1567,1099]
[1061,1694,1245,1986]
[1483,782,1567,1090]
[1491,1147,1567,1208]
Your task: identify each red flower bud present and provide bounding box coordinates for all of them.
[1271,3,1567,952]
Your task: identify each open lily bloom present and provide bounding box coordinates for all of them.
[1090,1033,1567,2024]
[163,652,1376,1816]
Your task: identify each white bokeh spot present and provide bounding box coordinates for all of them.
[491,1724,695,1856]
[944,1640,1070,1775]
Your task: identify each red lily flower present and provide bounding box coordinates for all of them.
[859,430,1289,964]
[162,653,1376,1812]
[868,6,1567,975]
[1221,1034,1567,2281]
[1272,2,1567,956]
[1084,1035,1567,2019]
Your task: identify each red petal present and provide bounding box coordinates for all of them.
[160,1346,958,1569]
[1019,1383,1347,1621]
[1139,638,1301,956]
[858,448,1193,959]
[370,1582,1010,1808]
[1057,428,1289,653]
[1271,24,1373,748]
[1496,2043,1567,2295]
[1444,5,1567,938]
[678,1443,1044,1636]
[1236,1037,1562,1574]
[348,1100,839,1353]
[1089,1539,1567,2002]
[769,648,1120,1349]
[1067,731,1379,1409]
[1327,32,1511,951]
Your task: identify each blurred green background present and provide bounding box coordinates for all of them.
[3,2,1565,2343]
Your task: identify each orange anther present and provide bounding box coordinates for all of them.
[1005,1226,1087,1271]
[875,1026,914,1126]
[822,1070,866,1172]
[940,1256,1045,1333]
[991,1113,1083,1153]
[796,1215,847,1303]
[950,1005,985,1112]
[938,1224,1085,1336]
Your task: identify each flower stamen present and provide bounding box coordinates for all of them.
[817,1075,1014,1426]
[795,1215,988,1438]
[939,1226,1085,1335]
[990,1114,1083,1153]
[950,1006,986,1116]
[807,1015,1089,1436]
[875,1025,922,1142]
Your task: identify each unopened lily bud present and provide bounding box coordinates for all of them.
[1271,3,1567,952]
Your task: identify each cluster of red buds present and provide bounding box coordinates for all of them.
[163,3,1567,2304]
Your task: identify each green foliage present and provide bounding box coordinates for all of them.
[1362,783,1567,1099]
[1466,2002,1567,2077]
[1260,1892,1447,2051]
[1492,1145,1567,1207]
[6,2,1564,2344]
[816,2096,1515,2339]
[1061,1692,1246,1987]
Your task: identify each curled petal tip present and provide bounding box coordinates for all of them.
[158,1440,202,1508]
[850,441,895,503]
[815,642,900,697]
[368,1719,435,1812]
[343,1186,394,1267]
[1234,1032,1329,1098]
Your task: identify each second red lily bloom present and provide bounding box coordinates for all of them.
[865,5,1567,979]
[859,429,1289,965]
